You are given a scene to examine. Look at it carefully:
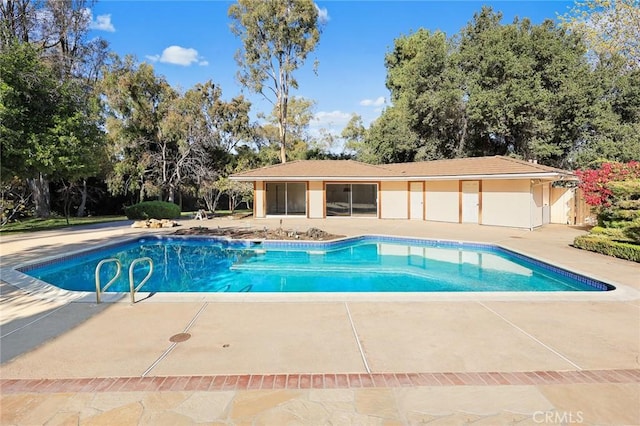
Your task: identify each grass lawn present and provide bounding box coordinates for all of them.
[0,210,253,234]
[0,216,128,234]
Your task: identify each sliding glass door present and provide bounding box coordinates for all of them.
[265,182,306,215]
[326,183,377,217]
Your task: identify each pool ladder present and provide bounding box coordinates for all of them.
[95,257,154,304]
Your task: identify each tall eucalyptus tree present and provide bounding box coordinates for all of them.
[229,0,322,163]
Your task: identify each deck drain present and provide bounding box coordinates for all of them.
[169,333,191,343]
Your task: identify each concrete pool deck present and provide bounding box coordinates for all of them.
[1,218,639,424]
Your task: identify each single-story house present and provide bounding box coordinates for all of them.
[230,155,579,229]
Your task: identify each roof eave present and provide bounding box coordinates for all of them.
[413,172,576,181]
[230,176,394,181]
[230,172,575,182]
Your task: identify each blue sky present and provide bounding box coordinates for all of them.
[88,1,575,138]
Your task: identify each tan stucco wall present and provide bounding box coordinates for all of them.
[531,183,544,228]
[380,181,408,219]
[550,186,574,225]
[425,181,459,223]
[308,181,324,218]
[251,177,566,228]
[482,180,531,228]
[254,181,265,218]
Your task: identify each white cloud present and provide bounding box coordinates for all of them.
[160,46,201,66]
[360,96,385,107]
[310,110,352,128]
[315,4,330,23]
[90,14,115,32]
[146,46,208,67]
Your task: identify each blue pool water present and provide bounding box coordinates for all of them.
[21,236,612,293]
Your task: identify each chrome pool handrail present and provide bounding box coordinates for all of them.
[95,258,122,304]
[129,257,154,304]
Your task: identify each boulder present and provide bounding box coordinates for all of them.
[131,218,179,228]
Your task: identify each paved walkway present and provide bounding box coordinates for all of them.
[1,218,639,425]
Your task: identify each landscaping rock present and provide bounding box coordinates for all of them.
[305,227,331,239]
[131,219,180,229]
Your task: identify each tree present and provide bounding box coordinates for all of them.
[0,41,105,217]
[101,56,180,203]
[576,161,640,248]
[385,29,469,160]
[341,114,366,156]
[180,81,253,153]
[560,0,640,69]
[255,96,315,164]
[0,0,36,46]
[1,177,31,225]
[1,0,109,217]
[571,56,640,168]
[576,161,640,208]
[310,128,337,155]
[458,9,594,165]
[364,102,422,164]
[176,81,253,208]
[364,6,596,167]
[229,0,322,163]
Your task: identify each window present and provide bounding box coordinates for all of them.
[326,184,377,217]
[266,182,306,215]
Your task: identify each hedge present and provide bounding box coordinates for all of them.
[124,201,181,220]
[623,221,640,244]
[589,226,625,238]
[617,200,640,210]
[573,235,640,263]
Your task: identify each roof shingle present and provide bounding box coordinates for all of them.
[231,159,398,178]
[384,156,571,177]
[230,156,574,180]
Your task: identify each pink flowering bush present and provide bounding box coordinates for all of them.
[575,161,640,208]
[574,161,640,261]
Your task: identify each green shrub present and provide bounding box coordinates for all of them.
[589,226,628,240]
[617,200,640,210]
[573,235,640,263]
[599,218,633,229]
[124,201,181,220]
[608,179,640,199]
[612,209,640,221]
[623,220,640,244]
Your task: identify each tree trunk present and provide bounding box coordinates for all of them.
[28,173,51,218]
[278,90,288,163]
[204,189,223,213]
[76,179,87,217]
[278,120,287,163]
[457,113,468,157]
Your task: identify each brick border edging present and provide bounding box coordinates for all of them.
[1,369,638,394]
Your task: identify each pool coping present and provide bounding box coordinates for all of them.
[4,233,639,304]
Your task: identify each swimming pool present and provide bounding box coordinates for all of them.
[20,236,612,293]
